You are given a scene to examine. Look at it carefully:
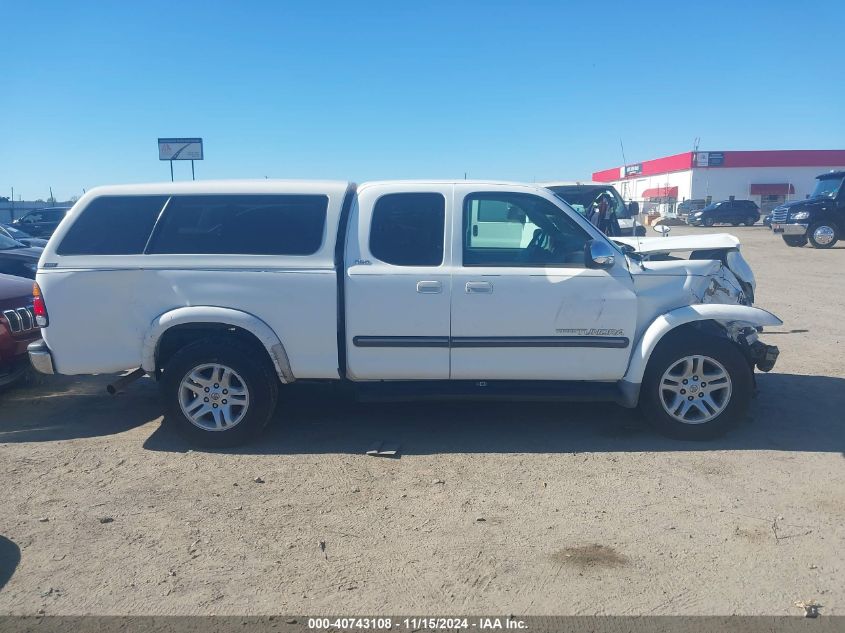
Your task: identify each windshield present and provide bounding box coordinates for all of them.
[701,202,723,211]
[548,186,631,219]
[811,177,844,199]
[0,233,25,250]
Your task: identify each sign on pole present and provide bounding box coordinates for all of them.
[158,138,203,161]
[158,137,203,181]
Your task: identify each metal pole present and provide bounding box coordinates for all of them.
[170,160,174,182]
[191,160,195,181]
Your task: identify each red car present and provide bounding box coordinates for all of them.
[0,273,41,388]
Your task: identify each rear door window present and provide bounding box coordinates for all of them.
[369,193,445,266]
[56,196,168,255]
[148,194,328,255]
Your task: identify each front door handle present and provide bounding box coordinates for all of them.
[465,281,493,294]
[416,280,442,294]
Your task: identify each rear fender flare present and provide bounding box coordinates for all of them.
[141,306,295,383]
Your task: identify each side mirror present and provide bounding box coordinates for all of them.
[653,224,671,237]
[627,201,639,215]
[584,239,615,269]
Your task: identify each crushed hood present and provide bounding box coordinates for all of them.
[613,233,740,254]
[617,232,756,301]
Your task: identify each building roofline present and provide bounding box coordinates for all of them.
[592,149,845,182]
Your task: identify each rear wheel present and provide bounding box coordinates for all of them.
[807,222,838,249]
[639,332,752,440]
[782,235,807,247]
[744,216,756,226]
[161,338,278,447]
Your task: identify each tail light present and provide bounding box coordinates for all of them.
[32,282,49,327]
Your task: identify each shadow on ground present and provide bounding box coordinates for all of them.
[143,372,845,456]
[0,374,159,443]
[0,535,21,591]
[2,372,843,455]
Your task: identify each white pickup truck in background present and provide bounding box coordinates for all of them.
[28,179,781,446]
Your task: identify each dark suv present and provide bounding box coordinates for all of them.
[11,207,70,238]
[771,171,844,249]
[677,199,707,218]
[0,273,41,388]
[687,199,760,227]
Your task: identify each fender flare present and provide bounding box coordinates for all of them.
[141,306,295,383]
[622,304,782,388]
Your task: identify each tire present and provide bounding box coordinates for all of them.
[161,338,279,447]
[703,218,715,227]
[807,222,838,249]
[731,222,739,226]
[744,217,756,226]
[639,332,752,440]
[782,235,807,247]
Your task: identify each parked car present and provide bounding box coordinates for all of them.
[11,207,71,238]
[29,180,780,446]
[0,224,49,248]
[771,170,844,249]
[0,273,41,389]
[544,181,646,236]
[676,199,708,218]
[0,233,43,279]
[687,200,760,227]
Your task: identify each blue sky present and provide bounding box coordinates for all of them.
[2,0,844,200]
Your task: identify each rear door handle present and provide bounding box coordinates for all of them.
[416,280,442,294]
[465,281,493,294]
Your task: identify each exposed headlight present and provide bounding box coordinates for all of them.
[26,262,38,273]
[791,211,810,220]
[692,211,703,217]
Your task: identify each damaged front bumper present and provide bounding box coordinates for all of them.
[749,340,779,372]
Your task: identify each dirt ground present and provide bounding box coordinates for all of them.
[0,225,843,616]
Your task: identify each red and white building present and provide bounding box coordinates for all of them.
[592,150,845,215]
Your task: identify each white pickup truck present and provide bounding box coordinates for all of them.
[27,179,781,446]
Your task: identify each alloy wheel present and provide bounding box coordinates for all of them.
[178,363,251,431]
[659,355,732,424]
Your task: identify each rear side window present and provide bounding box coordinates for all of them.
[56,196,167,255]
[369,193,445,266]
[149,195,328,255]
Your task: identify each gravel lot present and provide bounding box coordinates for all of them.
[0,225,843,616]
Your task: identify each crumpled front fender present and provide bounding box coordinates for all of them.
[622,304,782,388]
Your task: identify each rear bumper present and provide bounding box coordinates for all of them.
[771,223,807,236]
[27,339,55,374]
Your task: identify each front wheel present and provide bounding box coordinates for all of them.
[639,333,752,440]
[161,338,279,447]
[703,218,715,227]
[807,222,838,249]
[783,235,807,247]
